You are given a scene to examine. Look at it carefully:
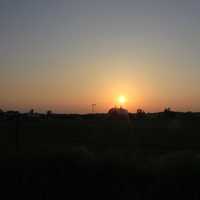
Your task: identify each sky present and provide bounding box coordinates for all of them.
[0,0,200,113]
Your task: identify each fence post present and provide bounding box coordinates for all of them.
[16,115,20,153]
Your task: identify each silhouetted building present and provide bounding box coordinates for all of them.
[108,107,129,120]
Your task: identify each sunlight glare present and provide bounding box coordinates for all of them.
[118,95,126,105]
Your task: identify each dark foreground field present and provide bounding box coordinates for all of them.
[0,114,200,199]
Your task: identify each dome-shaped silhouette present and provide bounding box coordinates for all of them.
[108,107,129,120]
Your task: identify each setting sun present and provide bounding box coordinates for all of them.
[118,96,126,105]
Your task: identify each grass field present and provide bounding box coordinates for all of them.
[0,115,200,199]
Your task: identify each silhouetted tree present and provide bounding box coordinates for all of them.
[46,110,52,115]
[164,107,171,113]
[46,110,53,119]
[164,107,176,118]
[29,109,34,115]
[136,109,146,118]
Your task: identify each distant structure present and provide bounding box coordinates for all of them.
[46,110,53,119]
[6,110,20,119]
[29,109,34,116]
[108,106,129,120]
[0,109,4,119]
[91,104,96,113]
[46,110,52,115]
[163,107,176,118]
[136,108,146,118]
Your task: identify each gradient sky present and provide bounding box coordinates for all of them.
[1,0,200,113]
